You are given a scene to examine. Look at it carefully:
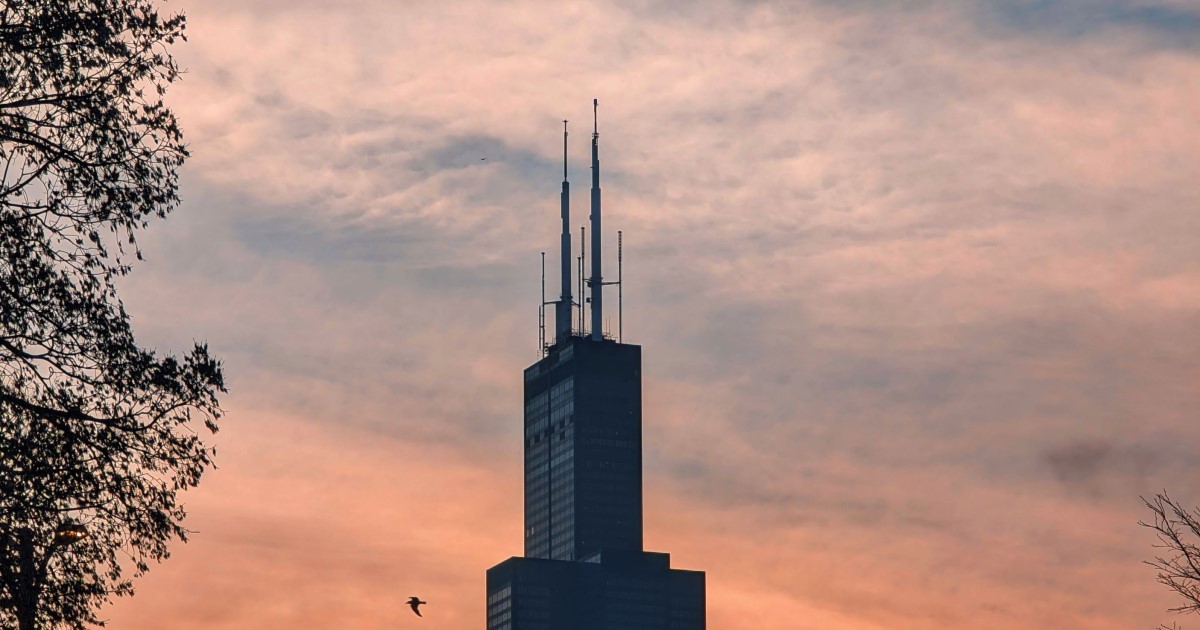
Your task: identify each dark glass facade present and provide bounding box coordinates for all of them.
[523,336,643,561]
[487,335,706,629]
[486,551,705,630]
[486,106,703,628]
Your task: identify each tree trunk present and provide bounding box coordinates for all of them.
[16,603,37,630]
[14,529,39,630]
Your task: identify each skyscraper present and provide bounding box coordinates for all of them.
[485,102,706,630]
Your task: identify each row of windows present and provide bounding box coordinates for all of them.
[549,469,573,488]
[528,416,575,446]
[525,392,548,436]
[526,478,549,496]
[580,459,638,471]
[547,378,574,435]
[528,376,586,563]
[550,448,574,469]
[525,391,548,416]
[523,363,541,381]
[518,607,550,620]
[486,586,513,630]
[606,603,667,617]
[607,588,665,600]
[528,501,548,525]
[549,376,573,404]
[526,469,548,483]
[528,484,550,499]
[550,541,575,560]
[582,437,638,448]
[527,504,548,521]
[525,461,548,480]
[523,494,547,518]
[526,466,548,484]
[550,509,573,526]
[550,501,574,519]
[550,400,574,424]
[671,607,704,620]
[487,586,511,605]
[527,473,549,492]
[575,495,638,508]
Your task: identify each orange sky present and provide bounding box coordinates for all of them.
[101,1,1200,628]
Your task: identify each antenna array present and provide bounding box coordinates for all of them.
[537,99,626,355]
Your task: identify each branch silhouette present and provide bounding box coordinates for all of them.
[1142,492,1200,619]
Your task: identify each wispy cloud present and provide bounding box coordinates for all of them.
[973,0,1200,49]
[104,0,1200,627]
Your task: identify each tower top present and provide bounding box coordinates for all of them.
[555,119,573,343]
[589,98,603,341]
[543,101,624,350]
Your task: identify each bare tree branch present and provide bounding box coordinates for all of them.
[1142,492,1200,620]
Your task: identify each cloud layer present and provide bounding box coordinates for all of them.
[101,1,1199,628]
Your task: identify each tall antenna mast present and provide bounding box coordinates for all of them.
[578,223,583,336]
[618,230,623,343]
[589,98,604,341]
[577,252,584,334]
[555,120,572,342]
[539,252,546,356]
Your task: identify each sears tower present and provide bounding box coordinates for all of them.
[486,101,706,630]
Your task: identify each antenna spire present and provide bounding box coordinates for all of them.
[556,120,573,342]
[589,99,603,341]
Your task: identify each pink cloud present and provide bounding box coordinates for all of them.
[102,0,1200,628]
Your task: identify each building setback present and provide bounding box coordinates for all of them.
[485,101,706,630]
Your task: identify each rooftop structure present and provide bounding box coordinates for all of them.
[485,101,706,630]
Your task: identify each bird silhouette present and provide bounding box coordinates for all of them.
[407,596,427,617]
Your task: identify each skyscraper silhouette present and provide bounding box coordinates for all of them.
[486,102,706,630]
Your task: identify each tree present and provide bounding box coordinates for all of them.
[0,0,225,627]
[1142,492,1200,623]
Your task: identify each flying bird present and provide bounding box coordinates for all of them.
[407,596,427,617]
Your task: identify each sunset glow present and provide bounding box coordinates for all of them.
[100,1,1200,628]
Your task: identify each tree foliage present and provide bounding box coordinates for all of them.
[0,0,224,627]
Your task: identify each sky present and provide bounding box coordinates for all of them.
[99,0,1200,628]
